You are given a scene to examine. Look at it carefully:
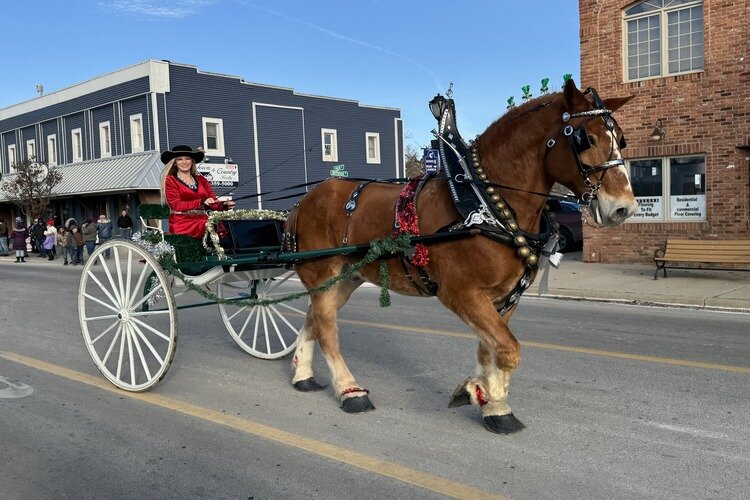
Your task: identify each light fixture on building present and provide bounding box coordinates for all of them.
[649,119,666,142]
[429,94,447,120]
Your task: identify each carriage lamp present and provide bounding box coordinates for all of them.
[649,119,666,142]
[429,93,447,120]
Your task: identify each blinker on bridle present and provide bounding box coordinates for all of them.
[545,87,627,204]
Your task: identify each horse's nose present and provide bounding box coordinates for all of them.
[608,200,638,225]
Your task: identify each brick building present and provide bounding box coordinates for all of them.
[579,0,749,263]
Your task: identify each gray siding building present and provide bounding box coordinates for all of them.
[0,60,404,227]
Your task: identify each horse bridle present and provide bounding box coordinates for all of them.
[545,87,627,204]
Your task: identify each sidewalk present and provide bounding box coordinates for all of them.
[528,251,750,312]
[2,250,749,312]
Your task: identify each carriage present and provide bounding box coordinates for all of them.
[79,79,638,434]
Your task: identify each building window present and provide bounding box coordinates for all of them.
[7,144,17,168]
[99,121,112,158]
[26,139,36,161]
[322,128,338,162]
[130,113,144,153]
[624,0,703,81]
[628,155,706,221]
[202,117,225,157]
[71,128,83,163]
[47,134,57,166]
[365,132,381,164]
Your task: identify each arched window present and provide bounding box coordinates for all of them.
[624,0,703,81]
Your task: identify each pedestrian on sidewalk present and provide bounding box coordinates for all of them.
[70,226,84,265]
[31,218,45,256]
[96,214,113,259]
[117,210,133,240]
[11,217,28,262]
[82,218,97,260]
[58,226,69,265]
[0,218,10,256]
[43,219,56,260]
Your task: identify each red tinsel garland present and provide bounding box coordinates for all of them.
[393,179,429,267]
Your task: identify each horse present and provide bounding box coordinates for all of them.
[284,79,637,434]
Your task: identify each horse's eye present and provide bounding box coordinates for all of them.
[587,134,597,146]
[619,136,627,149]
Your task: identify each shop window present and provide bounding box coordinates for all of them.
[7,144,17,169]
[624,0,703,81]
[26,139,36,161]
[322,128,338,162]
[365,132,381,164]
[628,155,706,221]
[202,117,225,157]
[130,114,144,153]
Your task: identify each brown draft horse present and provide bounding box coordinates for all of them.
[286,79,637,434]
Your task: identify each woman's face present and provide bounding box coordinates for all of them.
[175,156,193,174]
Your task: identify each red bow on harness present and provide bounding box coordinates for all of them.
[394,179,429,268]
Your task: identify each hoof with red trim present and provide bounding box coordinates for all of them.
[293,377,327,392]
[341,395,375,413]
[483,413,525,434]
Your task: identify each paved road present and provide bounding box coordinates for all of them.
[1,263,748,499]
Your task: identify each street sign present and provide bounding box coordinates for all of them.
[423,148,439,174]
[330,164,349,177]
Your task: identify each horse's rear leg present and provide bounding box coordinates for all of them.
[291,277,373,412]
[443,291,525,434]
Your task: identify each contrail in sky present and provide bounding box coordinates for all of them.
[242,1,443,92]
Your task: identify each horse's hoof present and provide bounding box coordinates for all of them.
[482,413,525,434]
[448,388,471,408]
[341,395,375,413]
[293,378,328,392]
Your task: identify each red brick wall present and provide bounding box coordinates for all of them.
[579,0,749,263]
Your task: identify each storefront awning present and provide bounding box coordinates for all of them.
[0,151,163,202]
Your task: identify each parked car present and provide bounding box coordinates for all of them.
[547,198,583,252]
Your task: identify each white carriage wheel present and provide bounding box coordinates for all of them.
[217,270,305,359]
[78,240,177,391]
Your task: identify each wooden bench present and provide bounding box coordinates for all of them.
[653,239,750,279]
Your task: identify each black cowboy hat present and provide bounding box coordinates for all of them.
[160,145,205,165]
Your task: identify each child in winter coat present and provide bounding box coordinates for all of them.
[43,219,57,260]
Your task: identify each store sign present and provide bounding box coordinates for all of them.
[196,162,239,188]
[330,164,349,177]
[670,195,706,220]
[633,196,663,220]
[423,148,439,174]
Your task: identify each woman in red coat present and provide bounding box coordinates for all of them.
[160,145,235,239]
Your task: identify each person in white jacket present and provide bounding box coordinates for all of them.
[43,218,57,260]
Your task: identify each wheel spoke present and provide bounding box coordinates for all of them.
[228,304,250,321]
[265,307,288,350]
[237,306,258,340]
[130,283,164,311]
[261,307,271,355]
[99,254,123,307]
[269,304,300,338]
[128,263,152,309]
[89,320,120,345]
[252,308,262,351]
[124,248,134,307]
[277,302,307,316]
[129,309,171,318]
[84,313,121,322]
[130,321,164,365]
[265,273,294,294]
[85,270,120,311]
[125,323,136,385]
[82,292,120,314]
[115,324,127,379]
[114,248,126,306]
[127,323,152,382]
[131,316,172,342]
[102,325,123,365]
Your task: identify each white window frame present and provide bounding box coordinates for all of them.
[71,128,83,163]
[321,128,338,162]
[7,144,17,168]
[623,0,704,82]
[47,134,57,166]
[130,113,144,153]
[365,132,381,164]
[99,121,112,158]
[201,117,225,157]
[626,154,706,222]
[26,139,36,162]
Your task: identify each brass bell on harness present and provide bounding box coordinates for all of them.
[514,235,527,247]
[491,194,501,202]
[495,201,506,210]
[518,246,531,258]
[486,187,496,194]
[526,254,539,266]
[501,209,513,219]
[508,221,519,231]
[479,173,488,180]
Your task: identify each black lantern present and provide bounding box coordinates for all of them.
[649,119,666,142]
[429,93,447,120]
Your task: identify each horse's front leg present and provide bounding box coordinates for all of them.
[443,292,525,434]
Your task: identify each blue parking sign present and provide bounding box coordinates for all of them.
[423,148,439,174]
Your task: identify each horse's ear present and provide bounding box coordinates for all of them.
[603,95,635,112]
[563,78,581,108]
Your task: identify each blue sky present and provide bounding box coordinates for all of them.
[0,0,580,149]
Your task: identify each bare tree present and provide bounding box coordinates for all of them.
[404,144,424,178]
[1,157,62,219]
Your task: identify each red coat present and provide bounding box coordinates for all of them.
[164,175,221,239]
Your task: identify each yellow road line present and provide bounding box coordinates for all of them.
[0,351,505,500]
[336,318,750,375]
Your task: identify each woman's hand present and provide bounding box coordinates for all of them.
[203,197,216,206]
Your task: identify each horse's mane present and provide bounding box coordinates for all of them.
[492,91,561,127]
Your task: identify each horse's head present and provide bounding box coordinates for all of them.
[544,79,638,226]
